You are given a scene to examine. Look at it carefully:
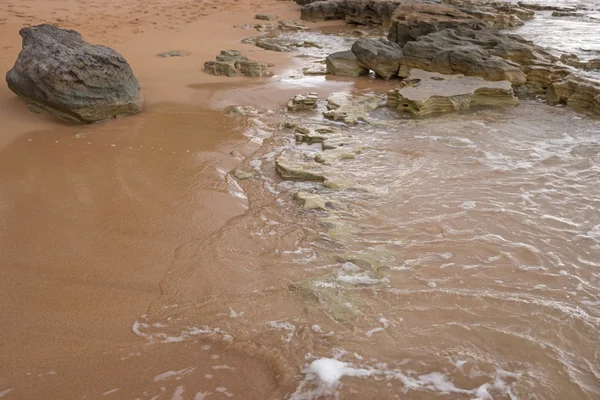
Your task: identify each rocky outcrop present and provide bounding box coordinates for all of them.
[351,38,403,79]
[399,28,545,85]
[5,24,142,123]
[388,1,534,46]
[547,74,600,114]
[287,93,319,111]
[387,69,518,115]
[388,2,484,46]
[326,50,369,77]
[204,50,269,77]
[300,0,404,27]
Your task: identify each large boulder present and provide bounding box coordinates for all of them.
[326,50,369,77]
[399,28,540,85]
[351,38,403,79]
[6,24,142,123]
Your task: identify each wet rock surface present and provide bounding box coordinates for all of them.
[399,28,536,85]
[388,69,519,116]
[326,49,368,77]
[287,92,320,111]
[351,38,403,79]
[5,24,143,123]
[204,50,270,77]
[548,74,600,114]
[324,92,386,124]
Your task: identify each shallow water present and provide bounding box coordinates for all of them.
[512,0,600,67]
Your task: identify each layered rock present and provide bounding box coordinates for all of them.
[204,50,269,77]
[323,92,386,124]
[388,1,533,47]
[387,69,518,115]
[351,38,403,79]
[326,50,369,77]
[547,74,600,114]
[398,28,546,85]
[388,2,484,46]
[287,92,320,111]
[5,24,142,123]
[300,0,404,27]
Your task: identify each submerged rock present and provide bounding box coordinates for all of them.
[6,24,142,123]
[326,50,369,77]
[287,92,319,111]
[324,92,386,124]
[204,50,270,77]
[304,63,328,76]
[387,69,519,116]
[351,38,403,79]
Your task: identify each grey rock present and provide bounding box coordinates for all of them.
[399,28,544,85]
[301,0,403,27]
[6,24,142,123]
[156,50,188,58]
[255,14,278,21]
[326,50,368,77]
[351,38,403,80]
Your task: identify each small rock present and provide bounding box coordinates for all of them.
[255,14,278,21]
[156,50,188,58]
[287,92,319,111]
[204,50,270,77]
[225,105,258,117]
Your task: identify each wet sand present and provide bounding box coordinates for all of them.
[0,0,306,398]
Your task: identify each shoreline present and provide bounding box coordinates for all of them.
[1,0,599,398]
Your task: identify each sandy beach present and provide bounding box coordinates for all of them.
[1,0,599,399]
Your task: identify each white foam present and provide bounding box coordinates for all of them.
[171,386,185,400]
[103,388,119,396]
[0,389,13,398]
[266,320,296,343]
[194,392,211,400]
[154,368,195,381]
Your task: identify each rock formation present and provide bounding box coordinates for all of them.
[547,74,600,114]
[351,38,403,79]
[204,50,269,77]
[287,93,320,111]
[300,0,404,27]
[5,24,142,123]
[387,69,519,115]
[399,28,538,85]
[326,50,369,76]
